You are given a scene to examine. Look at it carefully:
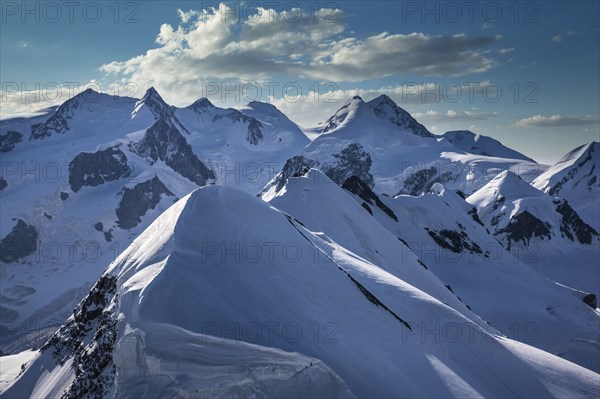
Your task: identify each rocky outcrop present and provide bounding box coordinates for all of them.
[116,176,174,230]
[69,146,131,193]
[272,156,319,192]
[342,175,398,221]
[369,94,434,138]
[42,275,118,398]
[135,87,189,134]
[0,177,7,191]
[129,118,215,186]
[398,166,455,196]
[554,199,598,244]
[322,143,374,187]
[0,219,39,263]
[29,89,101,139]
[212,109,264,145]
[0,130,22,152]
[496,211,552,250]
[426,227,483,255]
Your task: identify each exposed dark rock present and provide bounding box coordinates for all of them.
[211,109,264,145]
[426,228,482,254]
[344,269,412,331]
[116,176,174,230]
[103,230,113,243]
[69,146,131,193]
[138,87,189,134]
[321,101,353,133]
[492,196,505,211]
[0,130,22,152]
[42,275,118,399]
[398,167,451,196]
[246,118,264,145]
[60,192,69,200]
[322,143,374,188]
[491,212,505,227]
[0,219,38,263]
[468,207,485,226]
[341,175,398,221]
[28,89,101,139]
[370,95,434,138]
[94,222,103,232]
[275,156,318,191]
[496,211,552,250]
[187,97,215,112]
[548,144,597,195]
[583,293,597,309]
[0,177,7,191]
[554,199,598,244]
[361,202,373,215]
[129,118,215,186]
[292,165,311,178]
[44,213,52,220]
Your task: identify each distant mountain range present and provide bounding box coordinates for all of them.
[1,88,598,398]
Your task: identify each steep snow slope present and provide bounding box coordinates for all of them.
[266,169,481,325]
[0,88,308,349]
[468,170,600,297]
[3,186,599,398]
[262,95,543,198]
[533,142,600,230]
[442,130,535,162]
[328,177,600,372]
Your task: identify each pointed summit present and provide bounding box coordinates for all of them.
[366,94,434,138]
[29,88,120,140]
[133,87,188,134]
[187,97,215,113]
[468,170,544,208]
[321,96,368,133]
[532,141,599,229]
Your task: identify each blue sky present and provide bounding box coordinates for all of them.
[1,1,599,163]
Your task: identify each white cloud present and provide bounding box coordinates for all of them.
[99,3,501,103]
[413,109,499,123]
[512,114,600,128]
[552,35,563,42]
[498,47,514,54]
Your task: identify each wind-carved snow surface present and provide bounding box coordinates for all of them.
[266,169,600,373]
[3,186,599,398]
[1,88,599,398]
[0,87,309,344]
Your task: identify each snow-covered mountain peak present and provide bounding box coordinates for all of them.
[237,100,299,128]
[186,97,215,113]
[320,96,369,133]
[532,141,599,229]
[135,87,169,114]
[467,170,546,215]
[555,141,599,167]
[366,95,434,138]
[28,89,135,140]
[443,130,536,161]
[133,87,188,134]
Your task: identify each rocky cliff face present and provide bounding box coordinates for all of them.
[69,146,132,193]
[129,118,215,186]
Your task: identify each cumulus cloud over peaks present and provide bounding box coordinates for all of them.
[100,3,501,94]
